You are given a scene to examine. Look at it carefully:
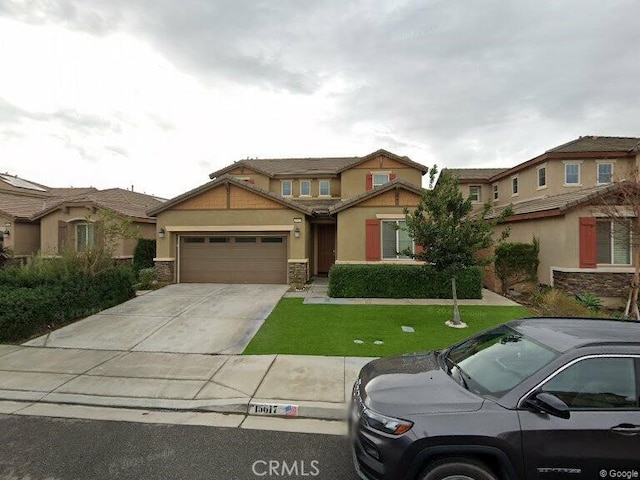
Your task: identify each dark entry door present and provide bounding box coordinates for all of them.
[317,224,336,274]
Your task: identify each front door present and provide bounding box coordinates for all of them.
[317,224,336,274]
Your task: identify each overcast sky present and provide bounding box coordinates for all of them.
[1,1,638,199]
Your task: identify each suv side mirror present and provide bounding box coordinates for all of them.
[523,391,570,419]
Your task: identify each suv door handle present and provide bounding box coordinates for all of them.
[611,424,640,436]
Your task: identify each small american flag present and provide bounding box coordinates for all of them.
[283,404,299,417]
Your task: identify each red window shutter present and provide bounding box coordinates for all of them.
[390,173,397,181]
[579,217,597,268]
[366,173,373,191]
[365,219,381,261]
[414,244,424,254]
[248,179,255,184]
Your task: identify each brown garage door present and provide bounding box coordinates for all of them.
[179,235,287,284]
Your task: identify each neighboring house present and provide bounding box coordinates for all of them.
[447,135,640,302]
[0,173,163,259]
[148,149,428,286]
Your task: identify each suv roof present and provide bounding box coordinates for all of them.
[509,317,640,353]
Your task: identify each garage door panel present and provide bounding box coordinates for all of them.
[180,236,287,284]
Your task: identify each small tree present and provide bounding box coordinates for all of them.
[495,238,540,294]
[404,166,512,326]
[596,175,640,319]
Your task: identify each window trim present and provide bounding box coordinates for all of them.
[319,179,331,197]
[372,172,391,188]
[517,354,640,410]
[493,183,499,202]
[281,180,293,197]
[563,160,583,187]
[469,185,481,203]
[75,222,95,252]
[511,175,519,197]
[299,179,311,197]
[596,219,632,266]
[596,161,614,186]
[536,164,547,190]
[381,219,414,260]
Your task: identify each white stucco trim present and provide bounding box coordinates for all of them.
[336,260,425,265]
[375,214,406,219]
[164,225,295,232]
[288,258,309,263]
[153,257,175,262]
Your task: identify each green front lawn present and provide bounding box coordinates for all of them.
[243,299,531,357]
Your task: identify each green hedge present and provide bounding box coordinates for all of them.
[328,264,483,299]
[133,238,156,272]
[0,266,135,342]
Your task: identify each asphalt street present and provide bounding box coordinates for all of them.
[0,414,357,480]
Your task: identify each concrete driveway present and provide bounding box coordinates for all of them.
[23,284,289,354]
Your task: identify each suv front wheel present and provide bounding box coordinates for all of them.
[419,459,498,480]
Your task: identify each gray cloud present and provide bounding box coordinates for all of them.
[2,0,640,166]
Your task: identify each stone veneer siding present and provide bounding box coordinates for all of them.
[155,259,175,283]
[553,270,634,298]
[288,260,309,289]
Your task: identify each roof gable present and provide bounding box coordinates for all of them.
[329,178,424,214]
[148,175,314,216]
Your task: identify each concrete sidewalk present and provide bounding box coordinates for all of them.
[0,345,371,421]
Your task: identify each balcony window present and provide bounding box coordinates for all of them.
[281,180,292,196]
[319,180,330,196]
[597,163,613,185]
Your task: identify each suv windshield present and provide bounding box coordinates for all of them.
[444,325,558,396]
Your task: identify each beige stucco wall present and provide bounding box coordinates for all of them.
[14,222,40,256]
[341,166,423,199]
[227,168,270,190]
[40,206,154,257]
[492,158,636,206]
[458,183,492,205]
[155,208,309,261]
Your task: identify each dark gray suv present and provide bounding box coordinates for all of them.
[350,318,640,480]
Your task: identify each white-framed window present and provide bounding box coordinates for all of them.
[512,175,519,196]
[281,180,293,196]
[372,173,390,187]
[76,223,95,252]
[382,220,413,260]
[597,162,613,185]
[596,219,631,265]
[564,162,581,186]
[537,165,547,189]
[319,180,331,196]
[493,183,499,201]
[299,180,311,196]
[469,185,481,203]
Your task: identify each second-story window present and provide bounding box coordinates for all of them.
[564,162,581,186]
[300,180,311,196]
[469,186,481,203]
[597,163,613,185]
[512,176,519,196]
[319,180,330,196]
[537,166,547,189]
[373,173,390,187]
[281,180,292,196]
[493,183,499,201]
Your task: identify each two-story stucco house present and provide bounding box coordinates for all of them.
[149,149,429,286]
[0,173,163,260]
[447,136,640,301]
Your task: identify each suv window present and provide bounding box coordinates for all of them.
[446,326,558,397]
[541,357,638,409]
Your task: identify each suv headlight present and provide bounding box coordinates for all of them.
[362,408,413,436]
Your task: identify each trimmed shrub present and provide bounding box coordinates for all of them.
[133,238,156,272]
[0,264,134,342]
[494,239,540,294]
[328,264,482,299]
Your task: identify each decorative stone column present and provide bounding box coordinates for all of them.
[288,259,309,289]
[154,258,176,283]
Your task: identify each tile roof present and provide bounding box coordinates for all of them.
[0,193,51,220]
[484,183,620,220]
[444,168,508,181]
[547,136,640,153]
[148,175,314,216]
[328,178,424,214]
[34,188,165,221]
[209,149,429,179]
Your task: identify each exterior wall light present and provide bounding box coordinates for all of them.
[293,227,300,238]
[158,228,165,238]
[2,229,9,238]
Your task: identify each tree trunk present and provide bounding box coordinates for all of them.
[451,277,462,325]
